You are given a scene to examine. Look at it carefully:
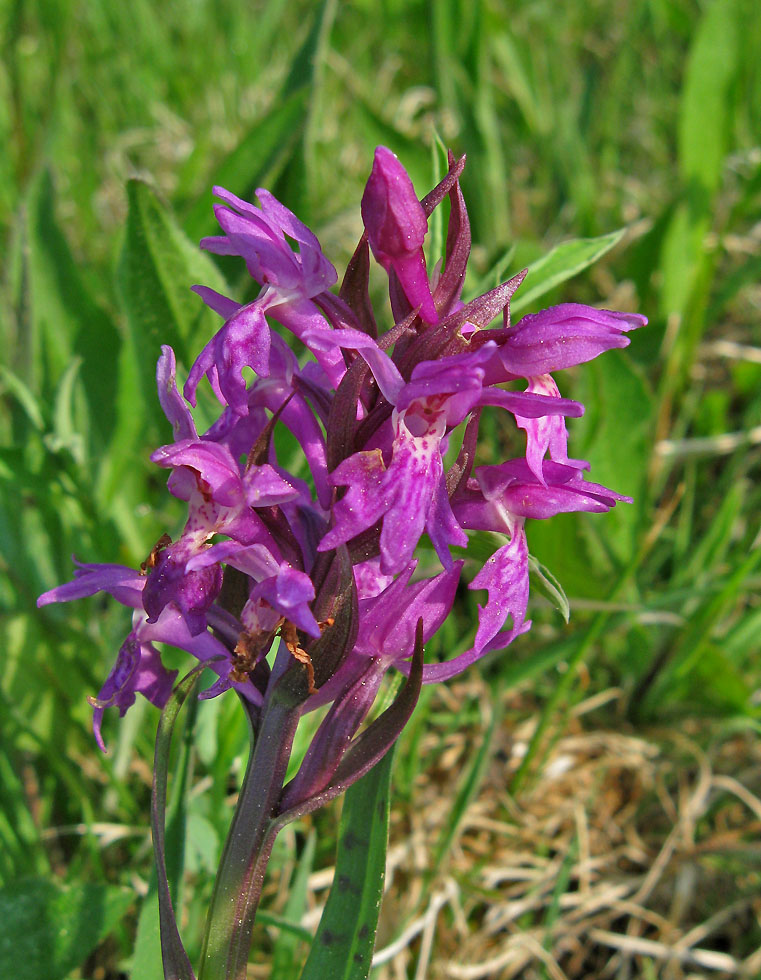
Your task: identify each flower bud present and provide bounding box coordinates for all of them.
[361,146,438,322]
[361,147,428,261]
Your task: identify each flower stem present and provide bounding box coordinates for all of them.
[198,690,300,980]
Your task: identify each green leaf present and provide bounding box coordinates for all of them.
[12,170,121,448]
[270,0,339,218]
[472,13,511,245]
[185,813,220,877]
[132,890,165,980]
[510,228,625,314]
[659,0,741,321]
[299,748,395,980]
[658,200,710,318]
[525,512,607,602]
[0,365,45,431]
[640,547,761,717]
[543,834,578,936]
[117,179,229,410]
[492,32,551,136]
[43,357,86,464]
[679,478,744,585]
[427,701,499,882]
[280,0,337,99]
[0,744,50,879]
[0,878,132,980]
[679,0,740,196]
[573,349,653,558]
[181,89,310,243]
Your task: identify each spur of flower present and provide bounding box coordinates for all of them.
[38,146,645,807]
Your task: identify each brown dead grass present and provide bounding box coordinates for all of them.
[296,677,761,980]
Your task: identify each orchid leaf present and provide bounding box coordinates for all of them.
[298,746,395,980]
[117,179,229,410]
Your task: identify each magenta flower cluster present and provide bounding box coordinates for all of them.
[39,148,644,803]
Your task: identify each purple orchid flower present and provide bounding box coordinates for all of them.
[32,146,652,980]
[512,374,572,481]
[280,560,461,808]
[38,562,261,749]
[448,458,631,661]
[38,144,646,766]
[185,187,382,408]
[88,628,178,753]
[140,438,300,634]
[498,303,647,377]
[202,186,337,296]
[318,344,500,574]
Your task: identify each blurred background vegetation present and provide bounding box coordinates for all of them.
[2,0,761,977]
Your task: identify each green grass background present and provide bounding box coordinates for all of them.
[2,0,761,976]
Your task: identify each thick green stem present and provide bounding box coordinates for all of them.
[198,692,300,980]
